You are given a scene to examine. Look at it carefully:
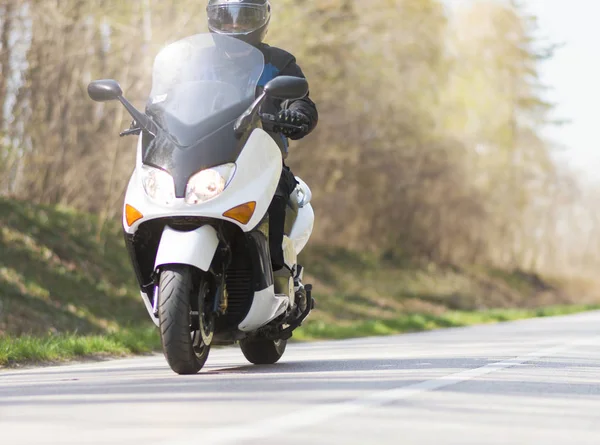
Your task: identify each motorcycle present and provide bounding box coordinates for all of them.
[87,33,315,375]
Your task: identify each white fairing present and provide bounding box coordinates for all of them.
[123,128,282,234]
[288,177,314,254]
[290,203,314,255]
[154,225,219,272]
[238,286,289,332]
[294,176,313,208]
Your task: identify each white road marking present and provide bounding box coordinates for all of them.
[167,336,600,445]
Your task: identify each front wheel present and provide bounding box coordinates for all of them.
[239,337,287,365]
[158,265,213,375]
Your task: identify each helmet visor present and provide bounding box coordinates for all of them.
[207,4,269,35]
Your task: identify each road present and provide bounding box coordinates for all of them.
[2,311,600,445]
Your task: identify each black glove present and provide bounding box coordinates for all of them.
[274,109,310,138]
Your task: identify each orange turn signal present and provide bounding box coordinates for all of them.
[125,204,143,227]
[223,202,256,225]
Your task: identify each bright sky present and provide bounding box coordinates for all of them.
[525,0,600,184]
[447,0,600,185]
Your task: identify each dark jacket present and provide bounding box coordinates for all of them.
[256,44,319,156]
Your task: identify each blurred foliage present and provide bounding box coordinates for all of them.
[0,0,599,277]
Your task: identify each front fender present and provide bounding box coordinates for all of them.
[154,225,219,272]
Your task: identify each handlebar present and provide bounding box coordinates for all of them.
[260,113,308,134]
[120,127,142,137]
[121,114,308,138]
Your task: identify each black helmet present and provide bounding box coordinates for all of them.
[207,0,271,47]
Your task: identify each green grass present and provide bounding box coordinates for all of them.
[0,326,161,367]
[297,246,599,326]
[4,304,598,367]
[294,304,600,341]
[0,197,147,336]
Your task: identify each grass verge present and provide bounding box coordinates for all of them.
[294,304,600,341]
[0,326,160,368]
[3,304,599,368]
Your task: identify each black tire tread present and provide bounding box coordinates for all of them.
[239,337,287,365]
[158,265,210,374]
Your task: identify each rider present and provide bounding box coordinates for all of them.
[207,0,319,305]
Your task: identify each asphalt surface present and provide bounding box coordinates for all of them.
[2,311,600,445]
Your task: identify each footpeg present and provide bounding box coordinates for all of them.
[268,283,314,341]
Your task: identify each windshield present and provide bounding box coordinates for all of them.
[146,33,264,146]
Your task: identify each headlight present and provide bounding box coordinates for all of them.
[185,163,236,205]
[141,165,175,205]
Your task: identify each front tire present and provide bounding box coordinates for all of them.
[158,265,212,375]
[239,337,287,365]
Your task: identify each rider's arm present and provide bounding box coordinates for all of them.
[278,60,319,140]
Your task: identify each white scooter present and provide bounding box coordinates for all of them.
[87,33,315,374]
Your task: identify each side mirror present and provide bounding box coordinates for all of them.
[264,76,308,100]
[88,79,123,102]
[87,79,157,136]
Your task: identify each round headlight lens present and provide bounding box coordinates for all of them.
[185,163,236,205]
[141,165,175,205]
